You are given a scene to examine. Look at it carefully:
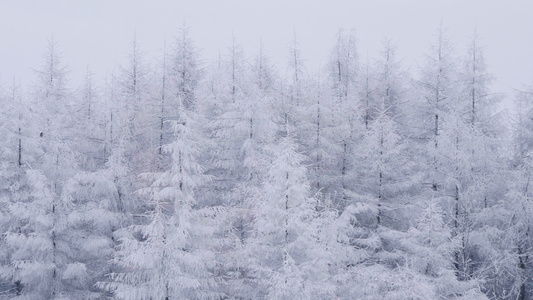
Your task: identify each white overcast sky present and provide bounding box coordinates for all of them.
[1,0,532,99]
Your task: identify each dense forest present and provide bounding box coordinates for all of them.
[0,25,531,299]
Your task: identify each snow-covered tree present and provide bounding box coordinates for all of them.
[58,170,124,299]
[0,81,28,296]
[329,28,358,100]
[351,40,416,223]
[434,32,506,290]
[415,25,459,194]
[399,199,488,299]
[0,24,527,300]
[1,39,80,299]
[171,25,201,111]
[73,67,109,171]
[492,88,533,300]
[248,133,341,299]
[287,33,306,108]
[3,170,62,299]
[104,104,220,299]
[113,35,157,174]
[325,28,362,204]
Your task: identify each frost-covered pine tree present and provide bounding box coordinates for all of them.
[351,40,417,223]
[113,35,157,174]
[301,72,341,201]
[415,25,459,195]
[0,81,28,296]
[436,32,505,288]
[104,103,220,299]
[322,28,362,204]
[493,88,533,300]
[1,39,80,300]
[209,38,250,182]
[399,199,488,300]
[503,163,533,300]
[240,43,278,184]
[248,132,341,299]
[32,38,79,189]
[152,25,203,167]
[211,41,281,298]
[57,169,125,299]
[73,67,108,171]
[3,169,62,299]
[171,25,201,112]
[197,38,252,219]
[283,33,313,146]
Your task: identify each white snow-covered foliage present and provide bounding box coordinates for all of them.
[3,169,58,300]
[102,106,220,299]
[246,134,342,299]
[0,25,528,300]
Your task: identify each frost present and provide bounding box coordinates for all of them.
[0,22,522,300]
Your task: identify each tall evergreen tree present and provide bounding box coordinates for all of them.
[104,105,220,299]
[249,133,340,299]
[2,39,80,299]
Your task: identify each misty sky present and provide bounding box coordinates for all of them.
[1,0,532,99]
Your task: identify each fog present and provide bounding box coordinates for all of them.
[1,0,532,98]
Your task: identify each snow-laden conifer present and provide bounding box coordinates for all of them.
[248,133,340,299]
[104,105,220,299]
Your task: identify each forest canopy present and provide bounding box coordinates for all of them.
[0,25,531,300]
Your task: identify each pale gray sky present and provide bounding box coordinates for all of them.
[1,0,532,99]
